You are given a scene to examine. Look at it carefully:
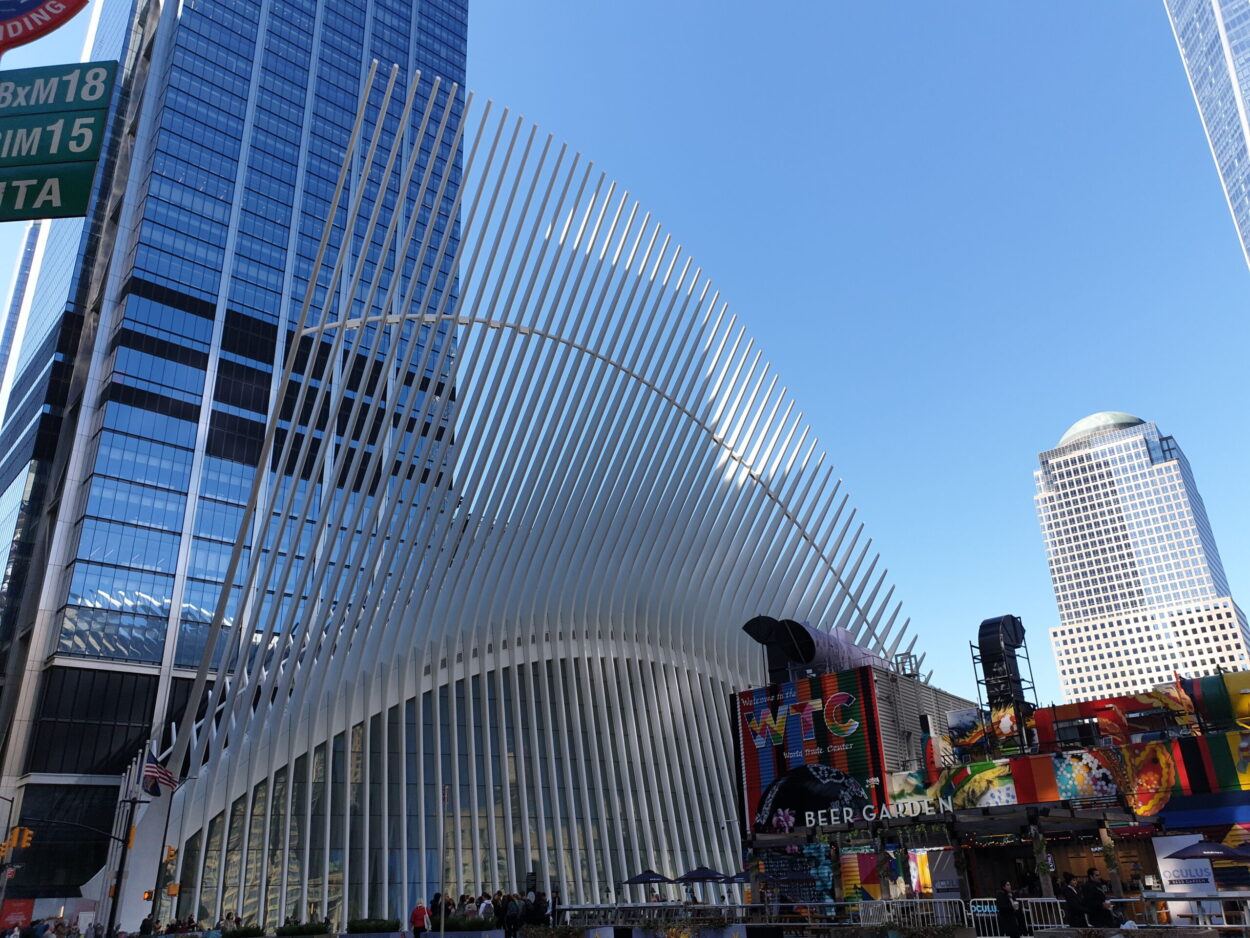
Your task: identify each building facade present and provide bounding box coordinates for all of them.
[97,78,934,927]
[1035,411,1249,702]
[1165,0,1250,271]
[0,0,466,900]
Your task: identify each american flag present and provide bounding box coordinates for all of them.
[142,750,178,796]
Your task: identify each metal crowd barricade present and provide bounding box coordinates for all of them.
[1019,897,1065,931]
[567,895,1250,933]
[968,897,1002,937]
[858,898,970,929]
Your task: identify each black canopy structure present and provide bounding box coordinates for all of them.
[676,866,727,882]
[1165,840,1250,861]
[623,869,674,885]
[721,870,751,883]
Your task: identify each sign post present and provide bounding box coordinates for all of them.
[0,59,116,221]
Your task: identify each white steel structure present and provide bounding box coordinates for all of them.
[1037,412,1249,702]
[133,72,920,926]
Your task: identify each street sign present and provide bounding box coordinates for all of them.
[0,158,95,218]
[0,110,105,164]
[0,60,116,222]
[0,61,116,117]
[0,0,89,56]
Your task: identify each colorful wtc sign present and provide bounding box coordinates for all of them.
[0,0,88,55]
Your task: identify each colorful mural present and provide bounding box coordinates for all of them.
[891,728,1250,816]
[1032,683,1195,749]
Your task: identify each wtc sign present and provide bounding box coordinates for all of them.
[0,59,115,220]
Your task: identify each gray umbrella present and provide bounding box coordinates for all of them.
[676,866,727,882]
[1165,840,1250,860]
[623,869,674,884]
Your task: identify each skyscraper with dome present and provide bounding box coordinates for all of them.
[1035,411,1249,702]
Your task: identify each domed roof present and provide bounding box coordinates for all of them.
[1058,411,1145,446]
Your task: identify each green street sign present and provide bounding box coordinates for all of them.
[0,59,118,221]
[0,108,106,166]
[0,61,117,117]
[0,160,96,221]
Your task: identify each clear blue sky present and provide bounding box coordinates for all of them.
[3,2,1246,707]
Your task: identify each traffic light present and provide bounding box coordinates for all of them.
[167,884,180,897]
[0,843,8,860]
[165,845,177,863]
[143,891,154,901]
[17,828,32,848]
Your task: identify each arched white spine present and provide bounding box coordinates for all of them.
[157,69,921,924]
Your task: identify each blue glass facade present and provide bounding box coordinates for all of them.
[0,0,466,896]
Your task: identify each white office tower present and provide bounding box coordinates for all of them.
[1035,412,1249,702]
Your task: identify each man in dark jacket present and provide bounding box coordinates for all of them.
[1081,868,1119,927]
[1059,872,1086,927]
[995,880,1024,938]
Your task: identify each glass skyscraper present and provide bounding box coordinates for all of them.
[0,0,466,898]
[1035,411,1249,702]
[1165,0,1250,270]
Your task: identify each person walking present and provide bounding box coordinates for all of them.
[1059,872,1085,927]
[1081,868,1118,928]
[995,880,1024,938]
[503,894,523,938]
[410,901,429,938]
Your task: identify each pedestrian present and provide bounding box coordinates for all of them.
[410,900,429,938]
[1081,868,1118,928]
[477,895,492,921]
[995,880,1024,938]
[1059,871,1085,927]
[503,894,523,938]
[550,890,561,926]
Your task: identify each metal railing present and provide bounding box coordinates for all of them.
[564,894,1250,933]
[861,898,969,928]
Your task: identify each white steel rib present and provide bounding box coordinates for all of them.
[151,70,923,924]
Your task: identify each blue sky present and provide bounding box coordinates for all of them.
[465,1,1250,705]
[3,2,1246,706]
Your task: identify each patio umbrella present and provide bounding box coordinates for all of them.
[1165,841,1250,860]
[721,870,751,884]
[623,869,674,884]
[676,866,728,882]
